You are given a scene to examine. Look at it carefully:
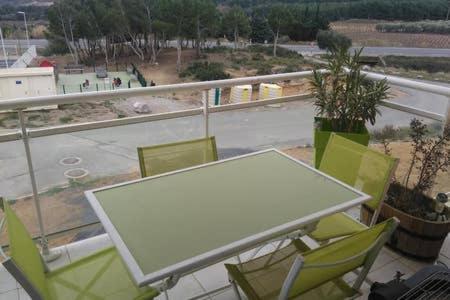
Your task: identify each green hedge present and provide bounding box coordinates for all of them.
[316,30,352,52]
[376,20,450,34]
[180,62,231,81]
[131,63,147,87]
[384,56,450,73]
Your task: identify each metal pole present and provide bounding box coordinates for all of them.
[24,15,30,48]
[18,12,30,48]
[203,90,209,137]
[0,28,8,68]
[17,39,22,56]
[17,110,60,262]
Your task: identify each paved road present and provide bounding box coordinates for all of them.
[3,39,450,57]
[0,85,447,198]
[280,44,450,57]
[3,39,48,49]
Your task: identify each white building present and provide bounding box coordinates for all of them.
[0,67,57,109]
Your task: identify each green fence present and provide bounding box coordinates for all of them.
[131,63,148,87]
[58,81,132,94]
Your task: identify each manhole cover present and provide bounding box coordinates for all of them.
[64,168,89,179]
[59,156,82,166]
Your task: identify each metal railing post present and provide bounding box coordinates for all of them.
[203,90,210,137]
[17,110,61,262]
[444,96,450,135]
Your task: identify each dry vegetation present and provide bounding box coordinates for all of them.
[331,20,450,48]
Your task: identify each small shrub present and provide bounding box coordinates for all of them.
[180,62,231,81]
[230,54,248,65]
[389,119,450,219]
[251,53,264,61]
[372,125,400,142]
[316,30,352,52]
[43,186,66,196]
[275,47,302,59]
[203,46,230,53]
[282,65,298,73]
[231,63,240,70]
[256,63,273,75]
[248,45,302,59]
[4,113,18,120]
[59,116,73,124]
[28,114,41,121]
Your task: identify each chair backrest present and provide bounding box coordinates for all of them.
[137,136,218,177]
[287,218,398,297]
[1,199,50,300]
[319,133,398,211]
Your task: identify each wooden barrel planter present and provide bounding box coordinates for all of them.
[361,203,450,260]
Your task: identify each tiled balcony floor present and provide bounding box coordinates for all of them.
[1,220,449,299]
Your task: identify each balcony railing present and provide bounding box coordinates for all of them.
[0,70,449,254]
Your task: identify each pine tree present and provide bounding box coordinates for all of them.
[250,10,272,44]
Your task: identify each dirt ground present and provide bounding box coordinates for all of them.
[2,48,313,130]
[286,142,450,197]
[332,20,450,48]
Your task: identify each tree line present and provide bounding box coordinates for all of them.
[218,0,448,21]
[46,0,449,72]
[0,4,48,21]
[47,0,327,71]
[312,0,448,21]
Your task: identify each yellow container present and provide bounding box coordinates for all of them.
[259,83,282,100]
[230,85,252,102]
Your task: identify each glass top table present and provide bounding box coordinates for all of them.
[85,149,370,287]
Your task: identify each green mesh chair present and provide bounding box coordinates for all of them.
[309,133,398,242]
[0,198,159,300]
[137,136,218,177]
[226,218,399,300]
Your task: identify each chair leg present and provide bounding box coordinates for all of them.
[352,268,374,285]
[230,279,242,300]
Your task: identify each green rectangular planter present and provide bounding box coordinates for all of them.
[314,117,370,168]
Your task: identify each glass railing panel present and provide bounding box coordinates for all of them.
[1,114,203,247]
[369,105,447,198]
[210,100,314,162]
[0,138,31,247]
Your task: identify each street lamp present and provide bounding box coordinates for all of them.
[17,11,30,48]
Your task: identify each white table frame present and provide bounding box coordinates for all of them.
[85,148,370,289]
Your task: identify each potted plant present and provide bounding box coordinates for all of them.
[362,119,450,260]
[310,47,389,167]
